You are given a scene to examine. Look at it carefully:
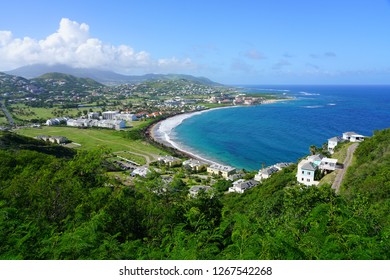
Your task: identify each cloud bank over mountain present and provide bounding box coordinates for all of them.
[0,18,195,74]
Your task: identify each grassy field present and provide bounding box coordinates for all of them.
[16,126,167,165]
[9,103,83,120]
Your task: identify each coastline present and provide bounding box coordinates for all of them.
[148,106,235,166]
[148,99,290,168]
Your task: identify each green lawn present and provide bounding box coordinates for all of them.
[10,103,83,120]
[16,126,167,164]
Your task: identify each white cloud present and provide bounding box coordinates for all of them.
[0,18,195,73]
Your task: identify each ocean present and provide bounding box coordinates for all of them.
[167,85,390,171]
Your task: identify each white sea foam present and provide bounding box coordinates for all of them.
[327,103,336,106]
[300,91,320,96]
[302,105,324,109]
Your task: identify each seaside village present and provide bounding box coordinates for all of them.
[38,109,366,195]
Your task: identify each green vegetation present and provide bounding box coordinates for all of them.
[1,129,389,260]
[16,126,166,164]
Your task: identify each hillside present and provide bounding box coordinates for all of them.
[33,72,104,88]
[7,64,221,86]
[0,129,388,259]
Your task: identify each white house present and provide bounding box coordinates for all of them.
[297,160,317,186]
[229,179,258,194]
[254,166,279,181]
[207,164,236,179]
[182,159,208,172]
[131,167,150,177]
[328,136,342,154]
[157,155,182,167]
[343,131,365,142]
[189,185,212,197]
[319,158,338,171]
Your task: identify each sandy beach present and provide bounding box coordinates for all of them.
[149,106,235,165]
[149,99,291,165]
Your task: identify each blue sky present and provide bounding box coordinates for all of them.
[1,0,390,84]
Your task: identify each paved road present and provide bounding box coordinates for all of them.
[332,143,359,193]
[0,100,15,126]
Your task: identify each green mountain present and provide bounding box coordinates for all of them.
[33,72,104,88]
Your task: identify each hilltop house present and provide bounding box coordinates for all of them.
[342,131,365,142]
[297,154,339,186]
[328,131,365,153]
[207,164,236,179]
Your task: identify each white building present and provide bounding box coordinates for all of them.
[182,159,208,171]
[157,155,182,167]
[88,112,100,119]
[297,160,317,186]
[115,113,138,121]
[207,164,236,178]
[102,111,119,120]
[297,154,339,186]
[189,185,212,197]
[319,158,338,171]
[254,166,279,181]
[254,162,292,182]
[328,136,342,154]
[343,132,365,142]
[228,179,258,194]
[131,167,150,177]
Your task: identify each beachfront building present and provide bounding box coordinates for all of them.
[189,185,212,197]
[157,155,182,167]
[207,164,236,179]
[297,154,339,186]
[228,179,258,194]
[182,159,209,172]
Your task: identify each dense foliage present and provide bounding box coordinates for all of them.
[0,130,389,259]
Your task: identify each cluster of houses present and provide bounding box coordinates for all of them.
[328,131,365,154]
[135,155,294,196]
[296,131,366,186]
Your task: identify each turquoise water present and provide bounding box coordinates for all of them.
[172,85,390,170]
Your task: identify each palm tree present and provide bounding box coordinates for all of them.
[309,145,317,155]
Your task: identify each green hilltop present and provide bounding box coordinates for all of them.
[0,128,388,259]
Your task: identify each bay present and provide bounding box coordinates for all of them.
[172,85,390,170]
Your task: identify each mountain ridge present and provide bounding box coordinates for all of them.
[6,64,222,86]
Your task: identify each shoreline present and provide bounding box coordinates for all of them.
[147,99,290,168]
[147,106,235,166]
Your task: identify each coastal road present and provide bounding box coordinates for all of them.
[332,143,359,193]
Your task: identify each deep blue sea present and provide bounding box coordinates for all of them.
[172,85,390,170]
